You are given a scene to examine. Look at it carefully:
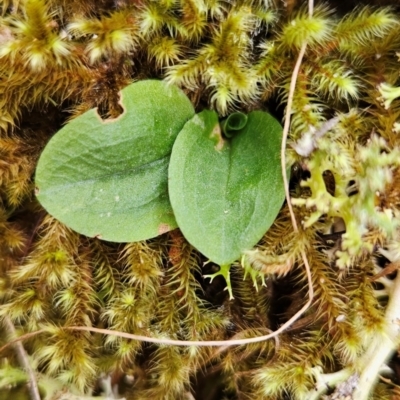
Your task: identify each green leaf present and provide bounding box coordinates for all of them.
[35,80,195,242]
[168,110,285,265]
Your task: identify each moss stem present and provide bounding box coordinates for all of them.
[353,270,400,400]
[308,367,352,400]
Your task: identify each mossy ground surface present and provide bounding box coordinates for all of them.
[2,0,400,399]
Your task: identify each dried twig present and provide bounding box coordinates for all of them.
[3,317,41,400]
[279,0,315,339]
[370,260,400,281]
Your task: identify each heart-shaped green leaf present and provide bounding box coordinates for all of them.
[35,80,195,242]
[168,110,285,265]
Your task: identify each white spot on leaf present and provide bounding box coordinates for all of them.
[192,114,205,129]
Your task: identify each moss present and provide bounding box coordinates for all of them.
[1,0,400,399]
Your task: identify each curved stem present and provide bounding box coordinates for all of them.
[279,0,315,340]
[281,42,307,233]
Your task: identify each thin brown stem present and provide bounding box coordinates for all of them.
[281,42,307,233]
[279,0,315,341]
[3,317,41,400]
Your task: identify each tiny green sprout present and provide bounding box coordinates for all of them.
[220,111,248,138]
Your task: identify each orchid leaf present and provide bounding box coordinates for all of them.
[35,80,195,242]
[168,110,285,265]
